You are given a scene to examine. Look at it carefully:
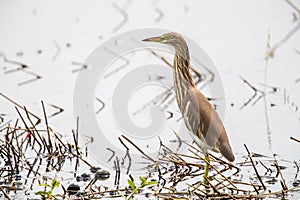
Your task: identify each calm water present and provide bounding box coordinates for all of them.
[0,0,299,199]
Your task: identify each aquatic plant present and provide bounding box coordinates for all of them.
[35,178,61,199]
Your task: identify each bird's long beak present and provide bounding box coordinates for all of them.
[142,36,162,43]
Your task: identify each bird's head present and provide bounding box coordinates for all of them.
[143,32,190,61]
[142,32,185,47]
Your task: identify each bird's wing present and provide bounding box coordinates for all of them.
[182,87,235,162]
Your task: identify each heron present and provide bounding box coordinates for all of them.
[142,32,235,184]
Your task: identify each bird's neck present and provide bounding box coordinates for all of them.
[173,52,195,110]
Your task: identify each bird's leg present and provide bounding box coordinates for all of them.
[203,153,210,186]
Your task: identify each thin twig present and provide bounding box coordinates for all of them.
[121,135,156,163]
[263,32,272,149]
[290,136,300,143]
[244,144,266,190]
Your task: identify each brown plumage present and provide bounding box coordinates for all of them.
[183,87,235,162]
[142,32,235,163]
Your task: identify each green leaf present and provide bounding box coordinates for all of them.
[139,176,147,184]
[39,183,51,187]
[35,191,48,196]
[51,178,60,190]
[127,179,136,190]
[144,181,157,186]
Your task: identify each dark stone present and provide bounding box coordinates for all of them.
[81,173,91,181]
[292,180,300,187]
[67,183,80,195]
[76,176,82,182]
[95,169,110,181]
[90,166,101,173]
[125,189,131,195]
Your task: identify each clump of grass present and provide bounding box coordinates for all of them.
[35,178,61,199]
[121,176,157,200]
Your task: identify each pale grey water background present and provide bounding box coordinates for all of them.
[0,0,300,198]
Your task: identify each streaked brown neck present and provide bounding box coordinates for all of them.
[173,47,196,111]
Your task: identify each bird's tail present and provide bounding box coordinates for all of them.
[219,142,235,162]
